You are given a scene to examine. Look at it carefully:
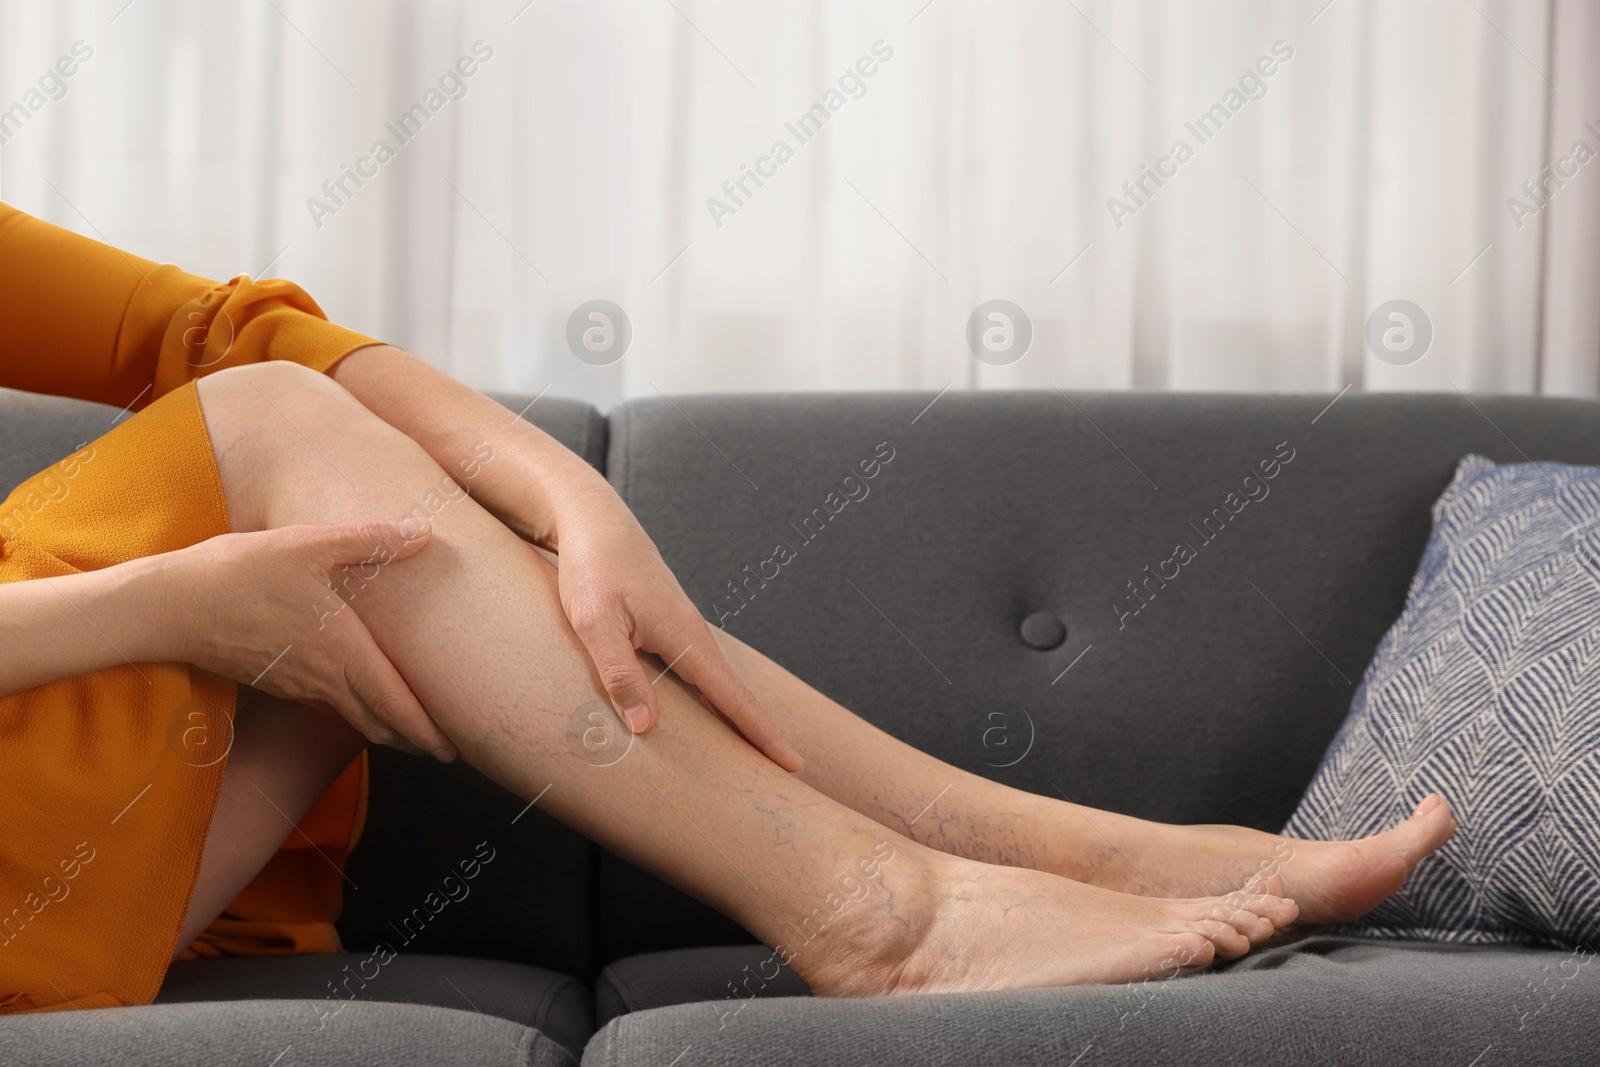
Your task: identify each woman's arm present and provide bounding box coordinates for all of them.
[0,520,456,759]
[329,345,604,548]
[328,344,805,772]
[0,201,797,769]
[0,202,373,409]
[0,557,167,696]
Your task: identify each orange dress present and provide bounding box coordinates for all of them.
[0,202,379,1013]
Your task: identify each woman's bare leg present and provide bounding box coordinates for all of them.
[182,361,1298,993]
[713,634,1457,927]
[173,688,366,959]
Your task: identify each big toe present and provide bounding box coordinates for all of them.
[1239,892,1299,931]
[1318,796,1455,923]
[1395,794,1456,861]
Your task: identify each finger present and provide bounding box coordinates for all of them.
[320,518,434,571]
[574,616,658,734]
[292,682,401,750]
[323,688,411,752]
[666,627,805,772]
[333,616,457,761]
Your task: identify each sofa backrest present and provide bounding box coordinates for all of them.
[599,390,1600,954]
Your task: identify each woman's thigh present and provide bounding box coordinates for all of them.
[173,688,367,958]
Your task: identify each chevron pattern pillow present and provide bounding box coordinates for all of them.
[1284,454,1600,946]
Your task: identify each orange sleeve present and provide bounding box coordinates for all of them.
[0,201,377,410]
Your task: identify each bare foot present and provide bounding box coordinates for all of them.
[1101,794,1457,928]
[798,851,1300,997]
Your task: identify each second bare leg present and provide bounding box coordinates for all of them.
[712,612,1455,927]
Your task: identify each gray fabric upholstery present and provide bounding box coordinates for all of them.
[336,747,598,980]
[0,999,571,1067]
[594,946,811,1028]
[485,392,609,473]
[0,387,123,496]
[158,953,591,1060]
[587,937,1597,1067]
[601,390,1600,954]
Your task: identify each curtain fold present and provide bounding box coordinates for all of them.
[0,0,1585,406]
[1538,0,1600,397]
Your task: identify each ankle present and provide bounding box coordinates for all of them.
[783,842,950,998]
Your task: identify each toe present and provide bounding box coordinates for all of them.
[1194,918,1251,960]
[1159,931,1216,976]
[1237,892,1299,930]
[1210,902,1274,944]
[1395,797,1456,861]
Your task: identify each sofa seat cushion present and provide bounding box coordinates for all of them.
[0,999,572,1066]
[158,953,590,1061]
[595,945,811,1027]
[584,937,1596,1066]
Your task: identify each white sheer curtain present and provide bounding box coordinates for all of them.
[0,0,1586,408]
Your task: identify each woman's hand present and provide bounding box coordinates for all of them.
[155,517,457,761]
[327,343,803,771]
[554,485,805,773]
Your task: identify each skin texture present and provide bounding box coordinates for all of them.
[157,361,1454,992]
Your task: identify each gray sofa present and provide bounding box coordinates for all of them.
[3,385,1598,1066]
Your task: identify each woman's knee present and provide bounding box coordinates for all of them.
[198,360,453,533]
[197,360,405,530]
[197,360,364,431]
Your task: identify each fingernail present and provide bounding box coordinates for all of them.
[623,705,651,732]
[432,747,456,763]
[398,517,428,539]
